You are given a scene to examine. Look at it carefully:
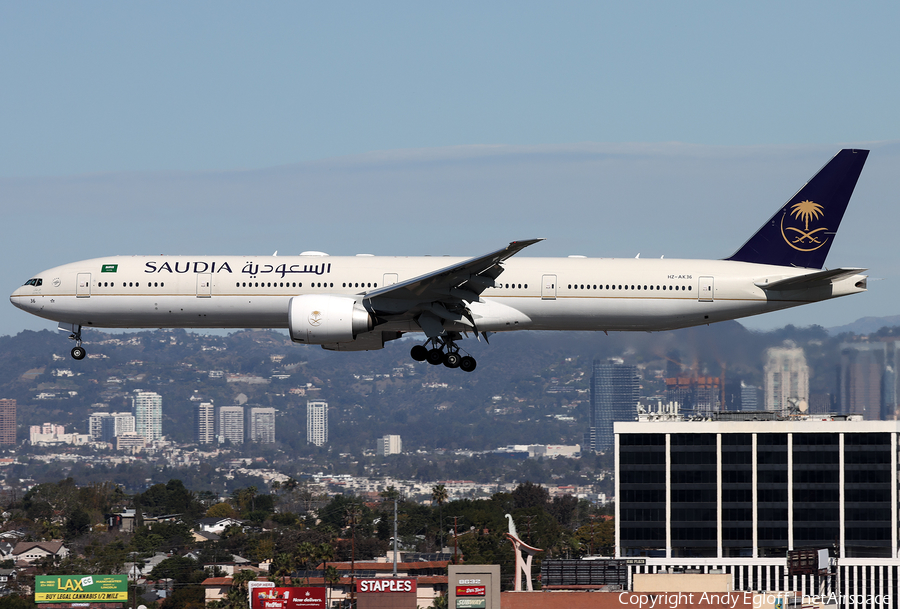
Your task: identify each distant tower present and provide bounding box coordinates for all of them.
[740,381,759,411]
[132,391,162,442]
[588,359,639,452]
[307,401,328,447]
[195,402,215,444]
[839,340,900,420]
[0,399,15,445]
[377,434,402,456]
[89,412,135,442]
[247,407,276,443]
[216,405,245,445]
[763,345,809,411]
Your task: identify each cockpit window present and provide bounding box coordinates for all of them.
[23,279,42,287]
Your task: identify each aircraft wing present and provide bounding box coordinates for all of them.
[364,239,543,316]
[755,267,867,291]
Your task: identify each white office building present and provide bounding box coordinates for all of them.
[132,392,162,442]
[217,405,245,445]
[377,434,402,456]
[307,401,328,446]
[195,402,215,444]
[247,407,276,443]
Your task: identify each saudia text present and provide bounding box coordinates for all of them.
[144,261,332,277]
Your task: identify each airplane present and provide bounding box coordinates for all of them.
[10,149,869,372]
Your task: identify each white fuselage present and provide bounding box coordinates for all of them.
[9,254,867,335]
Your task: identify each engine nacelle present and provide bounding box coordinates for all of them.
[288,295,373,344]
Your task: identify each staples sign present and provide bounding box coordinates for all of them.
[356,578,417,593]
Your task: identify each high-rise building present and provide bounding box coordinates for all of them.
[377,434,402,456]
[307,401,328,446]
[587,359,638,452]
[763,345,809,411]
[740,381,759,411]
[132,391,162,442]
[839,340,900,420]
[247,407,276,443]
[665,376,721,413]
[614,409,900,603]
[89,412,135,442]
[195,402,215,444]
[216,405,244,445]
[0,399,15,445]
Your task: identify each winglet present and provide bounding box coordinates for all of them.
[726,149,868,269]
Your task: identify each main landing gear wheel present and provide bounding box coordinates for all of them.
[71,346,86,360]
[412,334,478,371]
[443,351,461,368]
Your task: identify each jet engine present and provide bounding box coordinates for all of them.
[288,295,374,344]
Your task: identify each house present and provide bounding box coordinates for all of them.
[10,541,68,565]
[192,530,221,543]
[0,568,16,588]
[196,517,245,535]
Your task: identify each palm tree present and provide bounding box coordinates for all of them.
[324,565,341,608]
[431,484,448,550]
[294,541,319,584]
[269,552,293,583]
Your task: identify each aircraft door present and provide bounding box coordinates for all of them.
[76,273,91,298]
[541,274,557,300]
[698,276,714,302]
[197,274,212,298]
[383,273,399,287]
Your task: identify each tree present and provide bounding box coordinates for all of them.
[207,502,238,519]
[432,484,448,549]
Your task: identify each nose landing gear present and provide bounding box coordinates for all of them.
[409,336,477,372]
[65,324,86,360]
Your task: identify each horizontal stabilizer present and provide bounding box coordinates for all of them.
[755,268,867,291]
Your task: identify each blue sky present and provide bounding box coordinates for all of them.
[2,2,899,338]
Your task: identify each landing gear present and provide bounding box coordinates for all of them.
[411,336,477,372]
[66,324,86,360]
[443,351,461,368]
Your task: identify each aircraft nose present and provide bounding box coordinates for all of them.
[10,286,30,312]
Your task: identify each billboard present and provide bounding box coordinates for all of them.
[35,575,128,603]
[250,586,326,609]
[356,578,417,593]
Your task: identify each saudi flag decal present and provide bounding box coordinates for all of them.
[101,264,118,273]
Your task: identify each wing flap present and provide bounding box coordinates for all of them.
[364,239,543,308]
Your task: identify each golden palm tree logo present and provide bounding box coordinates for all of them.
[790,200,824,230]
[781,199,829,251]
